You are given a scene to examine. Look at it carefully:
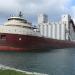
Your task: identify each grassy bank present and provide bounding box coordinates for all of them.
[0,69,31,75]
[0,65,48,75]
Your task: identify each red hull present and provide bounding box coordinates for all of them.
[0,33,75,51]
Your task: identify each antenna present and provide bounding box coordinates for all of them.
[19,11,23,18]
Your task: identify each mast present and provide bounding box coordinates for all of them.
[19,11,23,18]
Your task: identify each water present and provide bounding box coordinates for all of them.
[0,48,75,75]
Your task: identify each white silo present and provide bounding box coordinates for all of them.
[61,14,71,40]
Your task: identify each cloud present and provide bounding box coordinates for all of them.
[0,0,73,24]
[16,0,70,15]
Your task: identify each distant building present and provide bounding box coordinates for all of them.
[38,14,75,40]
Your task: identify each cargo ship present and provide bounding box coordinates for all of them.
[0,12,75,51]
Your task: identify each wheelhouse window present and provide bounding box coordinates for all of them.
[1,35,6,40]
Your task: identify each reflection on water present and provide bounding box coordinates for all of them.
[0,48,75,75]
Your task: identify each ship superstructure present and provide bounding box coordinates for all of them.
[0,15,40,37]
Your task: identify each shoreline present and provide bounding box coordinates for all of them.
[0,64,48,75]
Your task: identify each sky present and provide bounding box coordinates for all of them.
[0,0,75,25]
